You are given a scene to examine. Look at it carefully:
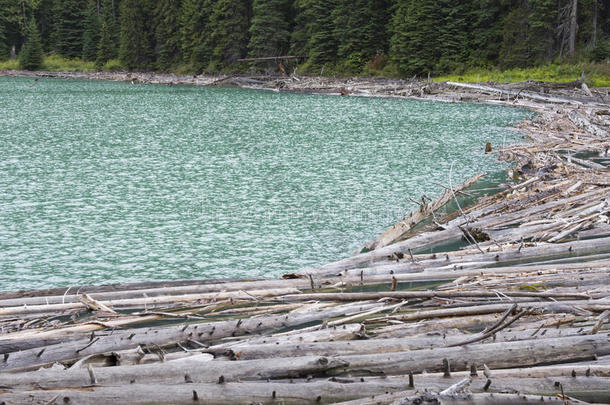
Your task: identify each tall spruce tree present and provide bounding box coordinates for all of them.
[82,0,101,60]
[365,0,393,57]
[96,20,114,66]
[332,0,372,72]
[178,0,213,69]
[207,0,251,71]
[528,0,559,62]
[0,16,8,59]
[118,0,155,70]
[154,0,182,71]
[248,0,292,60]
[290,0,337,70]
[390,0,440,75]
[52,0,87,57]
[499,3,531,67]
[289,0,312,58]
[436,0,471,72]
[19,17,43,70]
[96,0,119,64]
[468,0,507,66]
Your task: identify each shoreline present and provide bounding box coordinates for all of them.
[0,69,609,404]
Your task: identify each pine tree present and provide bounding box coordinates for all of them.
[96,20,114,66]
[19,17,44,70]
[390,0,440,76]
[333,0,393,73]
[365,0,394,57]
[248,0,292,59]
[436,0,470,72]
[289,0,311,58]
[82,0,101,60]
[528,0,559,62]
[95,0,119,64]
[178,0,213,69]
[207,0,251,71]
[0,18,8,60]
[118,0,155,70]
[291,0,337,70]
[154,0,182,71]
[468,0,507,66]
[499,4,531,68]
[52,0,87,57]
[332,0,371,72]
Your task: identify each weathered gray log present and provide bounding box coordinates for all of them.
[274,290,591,302]
[313,234,610,277]
[4,333,608,389]
[0,380,411,405]
[446,81,592,105]
[367,299,610,324]
[0,355,349,389]
[340,242,610,279]
[0,302,379,368]
[0,278,313,308]
[329,333,610,377]
[0,287,301,316]
[206,327,590,360]
[212,323,364,349]
[340,391,591,405]
[0,375,608,405]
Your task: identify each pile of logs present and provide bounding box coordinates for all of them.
[0,78,608,404]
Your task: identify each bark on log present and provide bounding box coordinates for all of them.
[0,302,379,368]
[0,355,349,389]
[206,327,590,360]
[0,288,301,316]
[329,333,610,377]
[0,376,607,405]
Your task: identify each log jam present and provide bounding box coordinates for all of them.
[0,72,609,404]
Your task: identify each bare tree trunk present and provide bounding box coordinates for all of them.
[569,0,578,57]
[591,0,598,48]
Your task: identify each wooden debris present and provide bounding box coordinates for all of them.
[0,76,608,404]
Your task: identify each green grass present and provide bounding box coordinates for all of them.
[42,54,97,71]
[434,62,610,87]
[2,56,609,87]
[0,59,19,70]
[0,55,97,72]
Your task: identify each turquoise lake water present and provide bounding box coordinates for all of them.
[0,77,530,291]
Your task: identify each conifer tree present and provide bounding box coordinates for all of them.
[82,0,101,60]
[291,0,337,70]
[207,0,251,71]
[390,0,440,75]
[468,0,507,66]
[178,0,213,69]
[248,0,292,59]
[0,20,8,60]
[52,0,87,57]
[436,0,470,72]
[333,0,392,72]
[96,20,114,66]
[528,0,559,61]
[499,4,531,67]
[365,0,393,57]
[154,0,182,71]
[19,17,44,70]
[289,0,312,58]
[118,0,155,70]
[95,0,119,64]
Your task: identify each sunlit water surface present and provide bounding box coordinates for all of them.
[0,77,530,291]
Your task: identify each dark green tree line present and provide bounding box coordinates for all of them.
[1,0,607,75]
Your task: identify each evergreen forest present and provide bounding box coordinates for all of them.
[1,0,609,76]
